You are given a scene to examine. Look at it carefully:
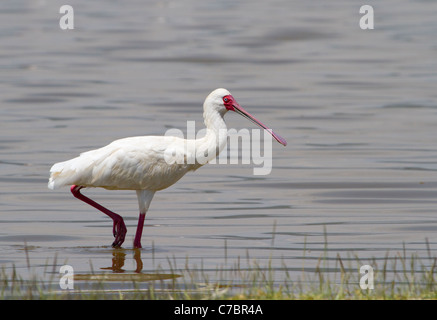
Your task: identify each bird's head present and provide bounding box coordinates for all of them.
[205,88,287,146]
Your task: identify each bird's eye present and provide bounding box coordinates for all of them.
[223,97,229,102]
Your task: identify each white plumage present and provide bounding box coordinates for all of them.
[49,135,194,191]
[48,88,286,248]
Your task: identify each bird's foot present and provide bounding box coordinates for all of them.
[133,239,142,249]
[111,216,127,248]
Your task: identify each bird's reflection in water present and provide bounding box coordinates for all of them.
[74,248,181,282]
[101,248,143,273]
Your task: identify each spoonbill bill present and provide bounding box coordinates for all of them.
[48,88,286,248]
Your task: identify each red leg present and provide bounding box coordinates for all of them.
[71,185,127,248]
[133,212,146,249]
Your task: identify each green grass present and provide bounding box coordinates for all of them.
[1,239,436,300]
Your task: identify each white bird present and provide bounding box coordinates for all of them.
[48,88,287,248]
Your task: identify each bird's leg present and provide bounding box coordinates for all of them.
[70,185,127,248]
[133,212,146,249]
[134,190,155,249]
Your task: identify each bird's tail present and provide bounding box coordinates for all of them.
[48,156,93,190]
[48,160,73,189]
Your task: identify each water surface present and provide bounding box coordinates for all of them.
[1,0,437,294]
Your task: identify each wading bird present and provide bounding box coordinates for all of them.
[48,88,286,248]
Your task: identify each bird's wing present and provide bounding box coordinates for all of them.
[49,135,194,190]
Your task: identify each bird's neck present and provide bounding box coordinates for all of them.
[194,108,228,165]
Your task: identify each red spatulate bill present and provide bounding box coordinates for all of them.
[233,103,287,146]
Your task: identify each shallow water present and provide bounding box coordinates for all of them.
[1,0,437,295]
